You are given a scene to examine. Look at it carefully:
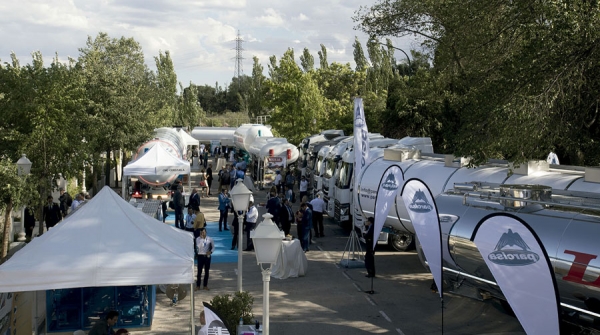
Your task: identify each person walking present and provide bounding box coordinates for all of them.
[173,185,185,229]
[189,188,200,212]
[157,196,168,223]
[43,195,62,230]
[299,176,308,201]
[364,216,376,278]
[244,200,258,251]
[279,199,294,236]
[265,190,281,228]
[206,164,214,196]
[300,202,313,252]
[195,229,214,291]
[58,187,72,217]
[217,188,230,231]
[185,207,196,233]
[231,210,243,250]
[310,192,326,237]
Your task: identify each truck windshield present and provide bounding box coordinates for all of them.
[324,158,336,178]
[309,154,318,170]
[316,156,325,175]
[336,161,353,189]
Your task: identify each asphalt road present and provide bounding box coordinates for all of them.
[142,167,527,335]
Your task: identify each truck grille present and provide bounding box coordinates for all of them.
[334,199,341,221]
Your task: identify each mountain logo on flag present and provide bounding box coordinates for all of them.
[381,173,399,191]
[488,229,540,266]
[354,104,365,127]
[408,189,433,213]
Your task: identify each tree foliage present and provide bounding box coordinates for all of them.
[355,0,600,165]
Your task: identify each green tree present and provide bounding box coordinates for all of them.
[0,51,87,235]
[353,37,369,72]
[317,44,328,70]
[154,50,178,126]
[300,47,315,72]
[356,0,600,165]
[178,82,204,127]
[78,33,157,187]
[248,56,267,120]
[265,49,325,144]
[0,157,37,257]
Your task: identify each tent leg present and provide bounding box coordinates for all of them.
[190,283,195,335]
[122,177,127,200]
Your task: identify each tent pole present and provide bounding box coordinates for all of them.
[190,283,195,335]
[121,176,127,200]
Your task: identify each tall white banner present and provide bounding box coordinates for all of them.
[473,214,560,335]
[401,178,443,298]
[353,98,369,220]
[373,165,404,250]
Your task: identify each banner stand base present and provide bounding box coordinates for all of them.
[339,229,364,268]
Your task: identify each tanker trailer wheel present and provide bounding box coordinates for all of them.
[390,232,415,251]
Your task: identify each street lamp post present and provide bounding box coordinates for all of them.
[16,154,32,242]
[251,213,284,335]
[229,178,252,292]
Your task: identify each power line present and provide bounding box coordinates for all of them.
[233,30,244,88]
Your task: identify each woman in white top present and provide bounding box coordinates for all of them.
[195,230,215,291]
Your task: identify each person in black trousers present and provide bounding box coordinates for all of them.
[364,216,376,278]
[279,199,293,236]
[231,210,244,250]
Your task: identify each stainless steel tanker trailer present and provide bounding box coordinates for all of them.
[356,149,600,330]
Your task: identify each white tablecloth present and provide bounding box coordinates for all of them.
[271,239,307,279]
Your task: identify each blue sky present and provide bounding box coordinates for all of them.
[0,0,417,88]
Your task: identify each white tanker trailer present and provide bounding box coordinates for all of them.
[233,124,274,153]
[191,126,236,146]
[247,137,300,188]
[133,127,187,186]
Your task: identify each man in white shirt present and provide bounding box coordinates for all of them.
[244,201,258,251]
[299,176,308,201]
[310,192,326,237]
[273,170,283,194]
[195,230,215,291]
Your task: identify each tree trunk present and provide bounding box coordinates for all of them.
[2,199,13,258]
[38,181,47,236]
[105,148,111,187]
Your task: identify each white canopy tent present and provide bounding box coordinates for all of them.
[122,143,192,198]
[0,186,196,333]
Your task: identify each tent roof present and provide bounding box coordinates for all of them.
[123,143,190,176]
[177,129,199,147]
[0,186,194,293]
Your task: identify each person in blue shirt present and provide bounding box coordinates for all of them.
[217,188,230,231]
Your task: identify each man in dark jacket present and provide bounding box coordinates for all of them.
[188,188,200,212]
[173,185,185,229]
[265,191,281,227]
[43,195,62,230]
[89,310,119,335]
[300,202,312,252]
[279,198,293,236]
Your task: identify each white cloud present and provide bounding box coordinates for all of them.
[255,8,285,27]
[0,0,418,87]
[295,13,309,21]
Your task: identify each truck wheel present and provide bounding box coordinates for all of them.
[390,233,414,251]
